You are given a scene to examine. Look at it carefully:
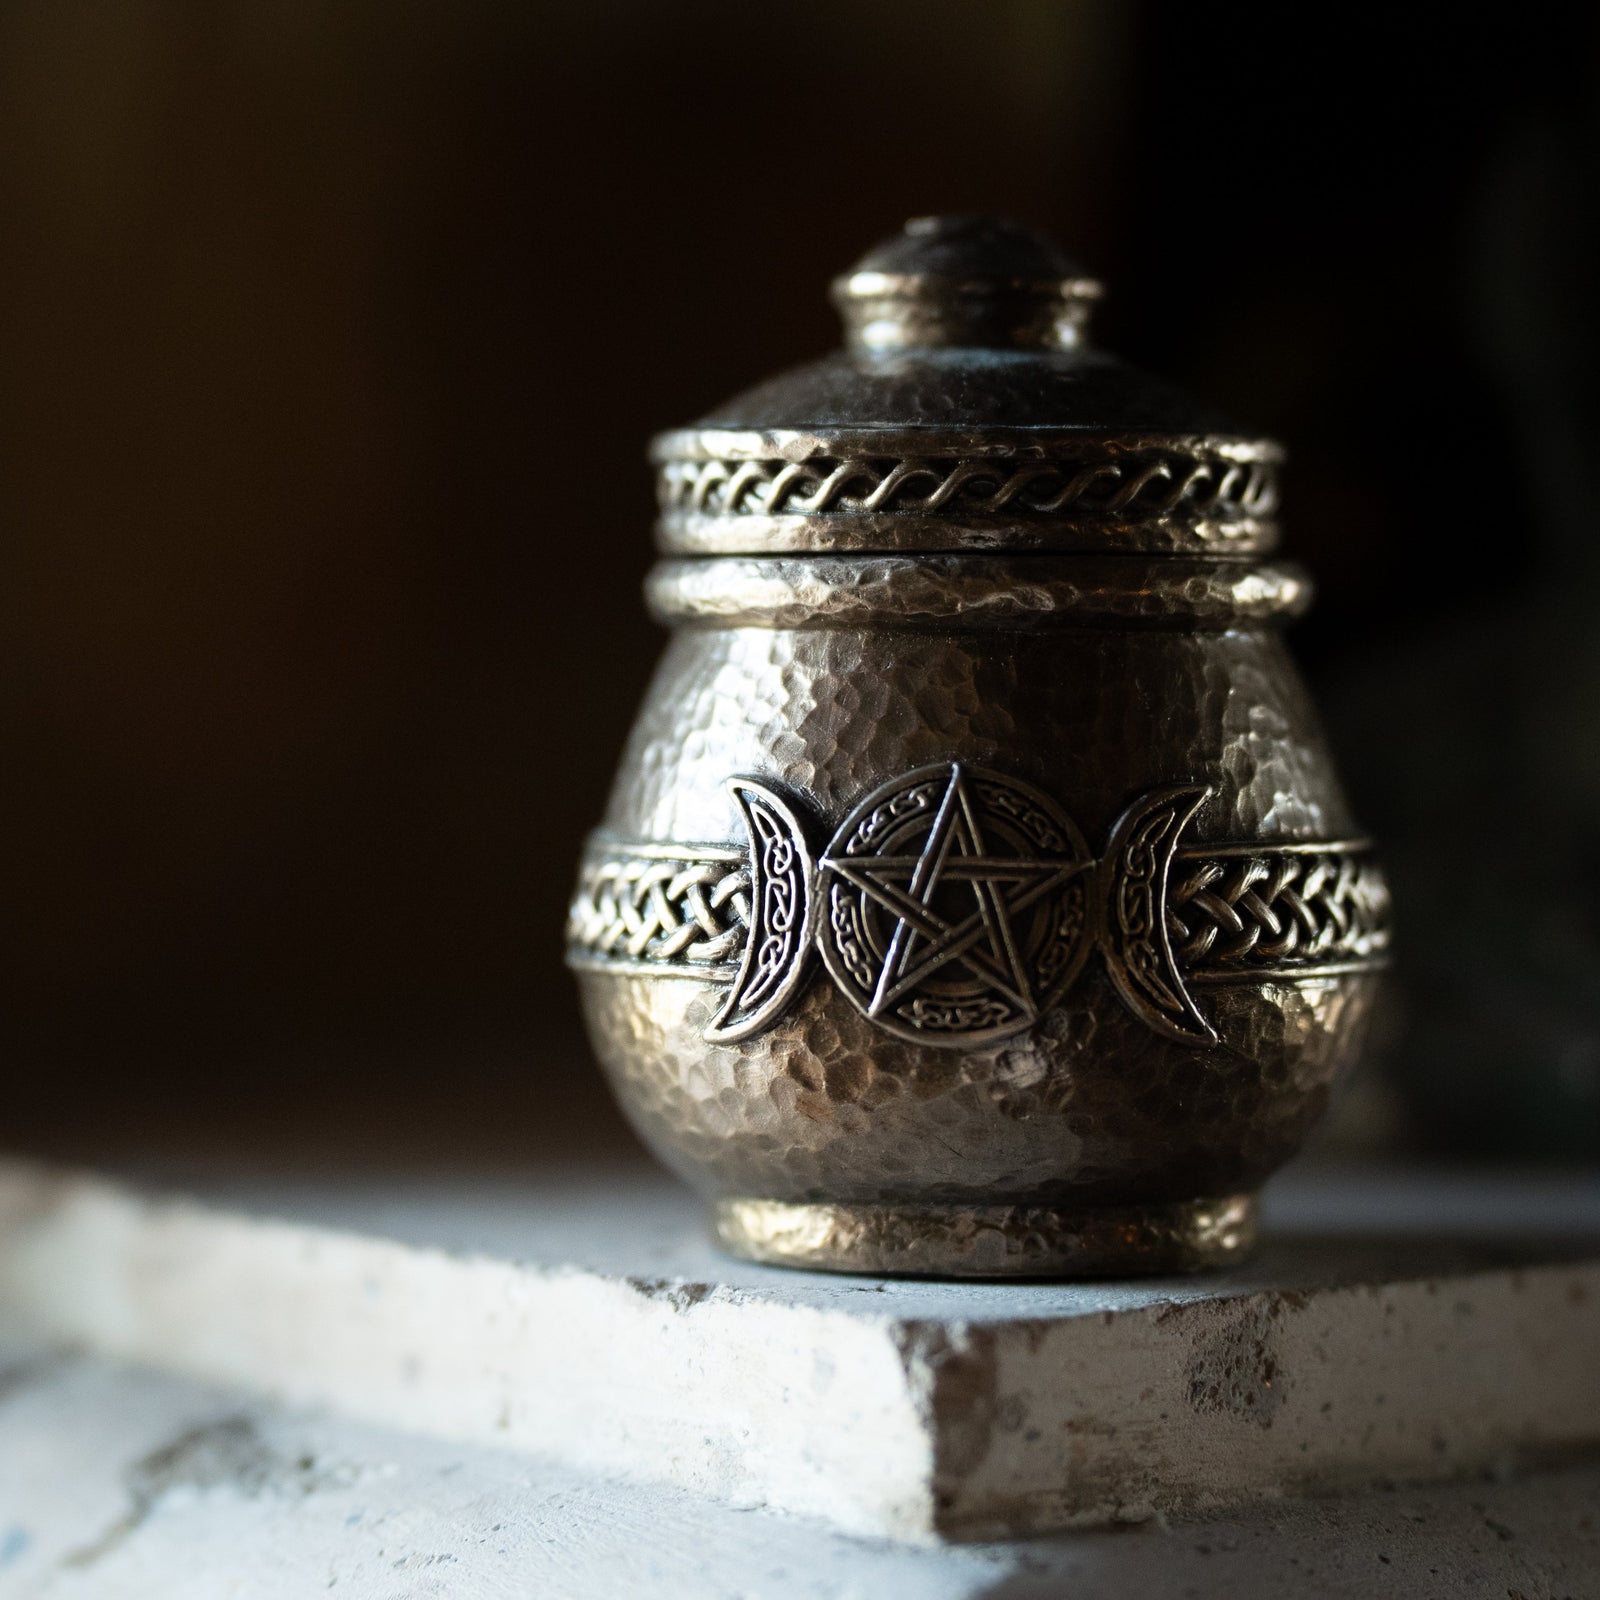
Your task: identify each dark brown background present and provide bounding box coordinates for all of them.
[5,3,1597,1160]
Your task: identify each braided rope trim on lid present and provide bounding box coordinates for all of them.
[657,447,1278,523]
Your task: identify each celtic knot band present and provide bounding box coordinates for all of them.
[566,764,1390,1050]
[566,844,749,980]
[1169,846,1390,980]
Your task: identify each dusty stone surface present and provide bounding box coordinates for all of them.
[0,1159,1596,1543]
[0,1335,1597,1599]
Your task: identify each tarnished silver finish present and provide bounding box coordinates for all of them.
[568,215,1391,1278]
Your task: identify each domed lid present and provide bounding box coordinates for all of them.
[652,216,1281,558]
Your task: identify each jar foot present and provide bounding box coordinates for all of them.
[713,1193,1257,1279]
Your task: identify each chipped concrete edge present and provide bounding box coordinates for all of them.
[891,1264,1600,1540]
[0,1159,941,1542]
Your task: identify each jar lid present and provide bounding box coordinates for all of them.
[652,216,1280,558]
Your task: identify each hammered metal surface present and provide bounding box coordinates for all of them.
[580,957,1374,1211]
[579,618,1378,1220]
[604,626,1354,846]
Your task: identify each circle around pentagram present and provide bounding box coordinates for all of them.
[816,762,1095,1047]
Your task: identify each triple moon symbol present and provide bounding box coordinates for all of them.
[815,763,1097,1047]
[699,763,1220,1048]
[571,763,1388,1047]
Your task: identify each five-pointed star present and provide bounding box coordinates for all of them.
[821,765,1087,1021]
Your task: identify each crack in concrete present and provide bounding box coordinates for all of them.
[62,1415,347,1571]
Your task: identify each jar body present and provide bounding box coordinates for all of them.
[574,612,1380,1248]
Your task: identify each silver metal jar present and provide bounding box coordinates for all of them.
[567,216,1390,1278]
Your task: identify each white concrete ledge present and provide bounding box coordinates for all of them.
[8,1335,1600,1598]
[0,1158,1596,1543]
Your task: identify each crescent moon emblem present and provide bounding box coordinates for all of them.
[704,778,818,1043]
[1097,786,1218,1047]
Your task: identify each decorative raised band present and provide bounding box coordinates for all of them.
[651,430,1282,556]
[566,835,1388,984]
[566,768,1390,1052]
[659,450,1277,520]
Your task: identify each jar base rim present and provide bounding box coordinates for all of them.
[713,1193,1258,1280]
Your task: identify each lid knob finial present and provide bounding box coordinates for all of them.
[830,215,1103,355]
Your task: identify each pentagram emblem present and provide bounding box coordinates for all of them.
[816,762,1095,1046]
